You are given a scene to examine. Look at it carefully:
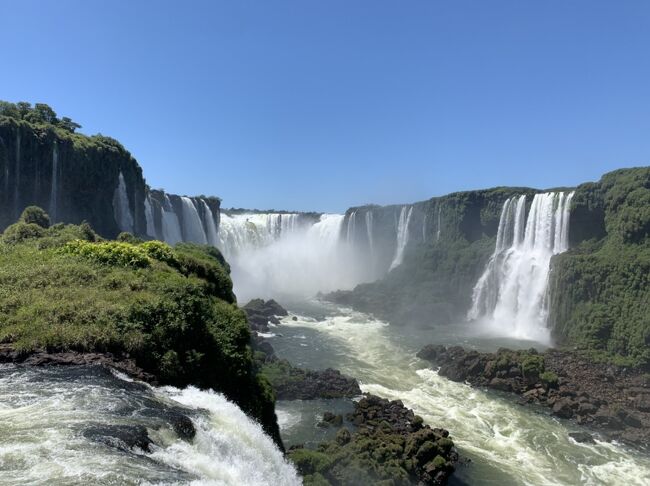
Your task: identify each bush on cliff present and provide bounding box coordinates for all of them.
[20,206,50,228]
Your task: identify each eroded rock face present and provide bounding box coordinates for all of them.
[417,345,650,449]
[0,345,157,383]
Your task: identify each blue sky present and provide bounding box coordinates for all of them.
[2,1,649,212]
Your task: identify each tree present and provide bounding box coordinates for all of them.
[34,103,58,124]
[59,116,82,132]
[16,101,31,118]
[0,101,19,118]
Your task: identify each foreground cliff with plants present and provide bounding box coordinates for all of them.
[0,207,281,444]
[549,167,650,369]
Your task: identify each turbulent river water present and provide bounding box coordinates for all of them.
[0,365,299,485]
[270,300,650,486]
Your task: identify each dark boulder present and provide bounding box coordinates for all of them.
[569,432,596,444]
[83,424,153,452]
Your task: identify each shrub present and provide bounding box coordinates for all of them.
[3,222,45,244]
[521,354,545,377]
[20,206,50,228]
[117,232,143,244]
[540,371,559,388]
[141,240,178,266]
[62,240,150,268]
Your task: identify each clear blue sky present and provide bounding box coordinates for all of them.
[2,1,649,212]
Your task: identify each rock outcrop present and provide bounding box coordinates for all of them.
[289,393,459,485]
[417,345,650,449]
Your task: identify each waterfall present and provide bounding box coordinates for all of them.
[218,213,303,258]
[49,142,59,222]
[365,210,374,255]
[468,191,575,342]
[201,200,220,246]
[180,197,208,244]
[144,195,156,238]
[216,212,371,301]
[14,131,20,217]
[112,172,134,233]
[346,211,357,244]
[0,365,300,486]
[389,206,413,270]
[436,204,442,241]
[422,213,427,242]
[161,195,183,245]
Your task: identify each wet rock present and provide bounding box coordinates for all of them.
[568,431,596,444]
[417,344,650,450]
[271,366,361,400]
[242,298,288,332]
[0,344,156,383]
[552,398,575,419]
[84,424,153,452]
[489,377,513,392]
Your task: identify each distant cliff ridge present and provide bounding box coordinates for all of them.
[0,114,220,242]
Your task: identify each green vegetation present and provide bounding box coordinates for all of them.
[0,101,81,132]
[289,427,453,485]
[0,211,279,442]
[540,371,559,388]
[1,100,144,236]
[550,167,650,369]
[20,206,51,228]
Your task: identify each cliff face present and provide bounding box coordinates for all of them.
[548,167,650,368]
[0,117,220,241]
[332,187,538,325]
[337,167,650,369]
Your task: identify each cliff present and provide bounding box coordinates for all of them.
[0,209,282,445]
[0,106,219,242]
[548,167,650,368]
[330,187,539,325]
[333,167,650,369]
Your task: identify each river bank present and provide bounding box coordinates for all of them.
[417,344,650,449]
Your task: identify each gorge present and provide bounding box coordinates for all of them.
[1,104,649,485]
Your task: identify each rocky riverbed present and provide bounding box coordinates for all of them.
[289,393,459,485]
[417,344,650,448]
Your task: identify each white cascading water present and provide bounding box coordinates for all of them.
[436,204,442,241]
[346,211,357,244]
[0,365,300,486]
[389,206,413,270]
[112,171,134,233]
[162,195,183,245]
[201,200,220,246]
[217,213,371,301]
[365,210,374,256]
[468,191,575,342]
[180,197,208,244]
[144,194,156,238]
[49,142,59,222]
[14,131,21,216]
